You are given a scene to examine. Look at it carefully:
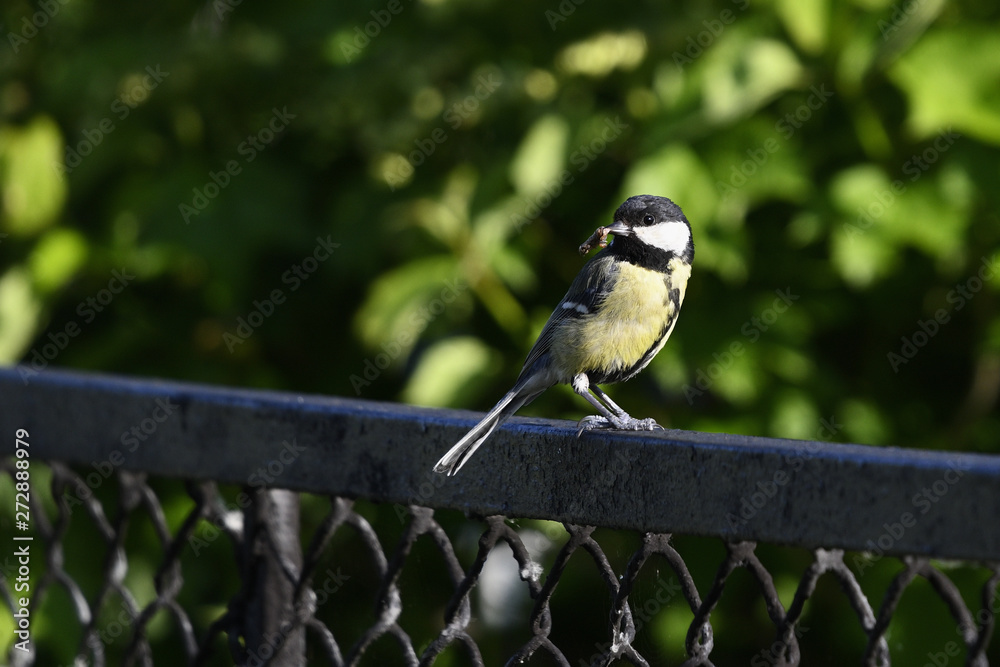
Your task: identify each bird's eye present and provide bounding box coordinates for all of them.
[643,214,655,225]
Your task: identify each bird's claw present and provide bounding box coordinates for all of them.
[577,415,612,436]
[631,417,664,431]
[576,414,663,437]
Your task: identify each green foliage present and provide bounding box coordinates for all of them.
[2,0,999,663]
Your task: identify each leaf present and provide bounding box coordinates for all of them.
[509,114,569,197]
[830,162,972,270]
[623,144,750,283]
[830,225,898,288]
[769,390,819,439]
[402,336,497,407]
[710,343,760,406]
[701,34,805,122]
[889,27,1000,144]
[775,0,829,54]
[28,228,89,294]
[622,144,717,226]
[0,116,67,235]
[839,398,890,445]
[557,31,647,78]
[0,267,43,363]
[353,256,467,353]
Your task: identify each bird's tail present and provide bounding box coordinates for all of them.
[433,385,539,476]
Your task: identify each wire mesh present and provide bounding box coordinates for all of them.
[1,460,998,666]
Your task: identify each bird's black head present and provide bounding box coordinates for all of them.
[606,194,694,266]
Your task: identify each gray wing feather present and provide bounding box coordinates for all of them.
[518,251,619,377]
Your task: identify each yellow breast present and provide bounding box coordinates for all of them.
[551,258,690,380]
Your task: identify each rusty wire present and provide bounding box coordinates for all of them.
[1,461,998,666]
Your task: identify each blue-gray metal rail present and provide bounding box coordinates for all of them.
[2,367,998,561]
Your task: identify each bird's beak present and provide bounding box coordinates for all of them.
[605,221,631,237]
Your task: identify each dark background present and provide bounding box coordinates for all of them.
[1,0,998,664]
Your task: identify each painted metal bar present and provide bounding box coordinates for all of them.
[2,367,998,561]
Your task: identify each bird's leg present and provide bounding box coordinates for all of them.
[572,375,618,435]
[590,385,631,419]
[572,375,662,436]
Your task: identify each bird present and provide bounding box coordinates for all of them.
[433,194,694,476]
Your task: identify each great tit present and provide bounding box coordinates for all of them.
[433,194,694,476]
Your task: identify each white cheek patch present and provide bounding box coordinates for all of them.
[631,221,691,255]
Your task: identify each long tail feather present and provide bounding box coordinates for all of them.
[433,388,534,476]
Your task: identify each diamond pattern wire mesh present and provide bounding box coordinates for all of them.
[2,460,998,666]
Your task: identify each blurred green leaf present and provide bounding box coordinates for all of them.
[403,336,496,407]
[840,397,891,444]
[0,267,42,363]
[28,227,88,293]
[830,220,898,288]
[0,116,67,235]
[354,256,465,353]
[775,0,829,54]
[770,390,820,439]
[557,31,647,78]
[829,162,972,276]
[509,114,569,196]
[702,36,804,122]
[623,143,717,225]
[890,27,1000,144]
[706,341,761,406]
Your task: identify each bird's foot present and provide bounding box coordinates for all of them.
[576,414,663,437]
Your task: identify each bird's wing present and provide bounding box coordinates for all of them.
[518,251,618,377]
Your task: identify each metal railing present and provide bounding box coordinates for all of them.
[1,368,998,666]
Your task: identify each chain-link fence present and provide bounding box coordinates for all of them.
[1,369,999,666]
